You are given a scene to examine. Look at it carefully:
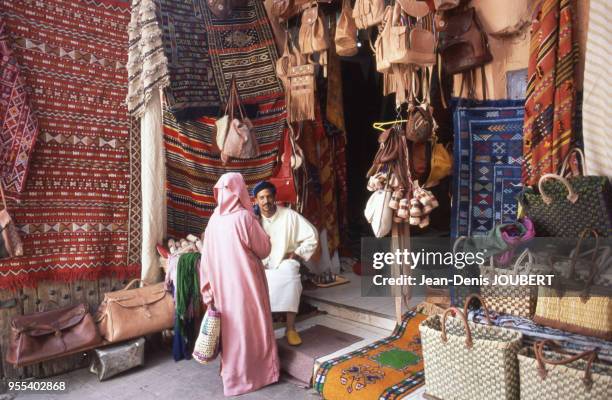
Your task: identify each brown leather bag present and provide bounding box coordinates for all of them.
[0,182,23,259]
[207,0,233,19]
[96,280,174,343]
[374,6,393,73]
[6,303,101,367]
[220,78,260,164]
[436,7,492,74]
[298,2,329,55]
[353,0,385,29]
[288,62,316,122]
[389,0,436,66]
[335,0,358,57]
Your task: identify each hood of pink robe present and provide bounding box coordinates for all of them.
[214,173,253,216]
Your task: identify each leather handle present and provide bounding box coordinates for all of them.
[462,293,492,325]
[512,249,534,274]
[440,307,473,349]
[538,174,579,205]
[559,147,586,177]
[123,279,148,290]
[534,340,597,388]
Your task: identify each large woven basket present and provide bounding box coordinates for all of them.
[518,340,612,400]
[193,308,221,364]
[480,249,541,318]
[420,298,523,400]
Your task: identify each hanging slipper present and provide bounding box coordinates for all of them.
[389,189,403,210]
[397,198,410,219]
[409,198,423,217]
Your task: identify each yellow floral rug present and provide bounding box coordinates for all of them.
[313,312,426,400]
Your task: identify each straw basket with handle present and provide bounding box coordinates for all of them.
[518,340,612,400]
[420,294,523,400]
[193,307,221,364]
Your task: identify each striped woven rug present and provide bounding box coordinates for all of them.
[163,0,285,237]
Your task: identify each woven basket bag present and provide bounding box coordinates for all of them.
[420,295,523,400]
[193,308,221,364]
[534,230,612,340]
[479,249,542,318]
[518,340,612,400]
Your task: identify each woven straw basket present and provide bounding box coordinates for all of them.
[480,249,541,318]
[193,308,221,364]
[420,295,523,400]
[518,340,612,400]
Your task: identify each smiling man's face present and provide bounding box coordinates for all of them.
[256,188,276,217]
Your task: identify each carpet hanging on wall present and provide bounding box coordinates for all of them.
[0,0,141,289]
[451,99,524,239]
[163,0,285,237]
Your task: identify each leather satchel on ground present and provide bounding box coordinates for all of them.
[0,182,23,259]
[436,7,492,74]
[96,280,174,343]
[6,303,101,367]
[335,0,358,57]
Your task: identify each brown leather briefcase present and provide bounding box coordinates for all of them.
[6,303,101,367]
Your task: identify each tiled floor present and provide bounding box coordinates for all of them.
[6,315,394,400]
[303,271,424,318]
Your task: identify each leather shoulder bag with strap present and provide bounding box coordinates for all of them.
[335,0,359,57]
[221,77,260,164]
[353,0,385,30]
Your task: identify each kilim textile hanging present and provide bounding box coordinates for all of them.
[451,99,524,239]
[163,0,285,236]
[0,0,141,289]
[314,312,427,400]
[0,16,39,200]
[522,0,577,186]
[157,0,221,119]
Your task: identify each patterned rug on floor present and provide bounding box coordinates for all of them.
[314,312,427,400]
[451,99,524,239]
[0,0,141,289]
[163,0,285,237]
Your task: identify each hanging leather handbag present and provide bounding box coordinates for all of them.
[389,0,436,66]
[96,280,174,343]
[287,62,316,122]
[335,0,359,57]
[352,0,385,29]
[406,103,434,142]
[221,78,260,163]
[298,2,329,65]
[271,0,297,21]
[6,303,101,367]
[364,186,394,238]
[269,126,298,204]
[0,182,23,258]
[374,6,393,73]
[436,7,492,74]
[207,0,233,19]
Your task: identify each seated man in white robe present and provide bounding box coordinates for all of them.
[253,181,318,346]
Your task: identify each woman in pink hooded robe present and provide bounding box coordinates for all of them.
[199,173,280,396]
